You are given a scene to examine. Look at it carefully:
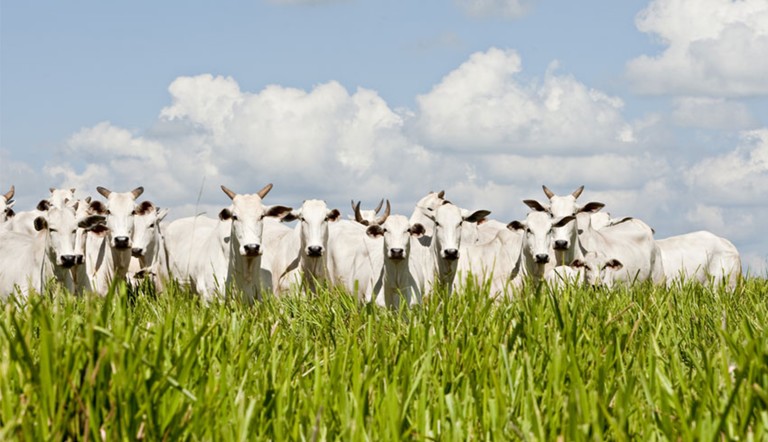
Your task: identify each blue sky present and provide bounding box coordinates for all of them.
[2,0,767,273]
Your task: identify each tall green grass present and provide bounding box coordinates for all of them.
[1,278,766,440]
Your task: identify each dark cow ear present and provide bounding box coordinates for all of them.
[606,259,623,270]
[507,220,525,231]
[409,223,425,237]
[36,200,51,211]
[78,215,107,229]
[88,200,107,215]
[579,202,605,214]
[523,199,548,212]
[570,259,585,268]
[553,215,576,228]
[281,211,299,223]
[265,205,293,219]
[366,225,384,238]
[137,201,155,215]
[34,216,48,231]
[5,208,15,218]
[218,208,233,221]
[327,209,341,222]
[465,210,491,223]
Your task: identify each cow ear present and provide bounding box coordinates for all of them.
[606,259,623,270]
[265,205,293,219]
[553,215,576,228]
[507,220,525,231]
[366,225,384,238]
[523,199,548,212]
[137,201,154,215]
[327,209,341,222]
[281,211,299,223]
[34,216,48,231]
[570,259,585,268]
[49,187,56,193]
[5,208,15,218]
[36,200,51,211]
[409,223,425,238]
[218,208,233,221]
[78,215,106,229]
[579,202,605,214]
[464,210,491,224]
[88,200,107,215]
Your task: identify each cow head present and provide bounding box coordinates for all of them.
[366,213,424,261]
[89,186,144,250]
[34,203,105,269]
[282,199,340,257]
[570,251,623,288]
[508,211,576,265]
[48,187,77,209]
[131,201,169,258]
[525,185,604,251]
[422,201,490,261]
[218,184,292,257]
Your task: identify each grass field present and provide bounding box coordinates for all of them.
[1,277,767,441]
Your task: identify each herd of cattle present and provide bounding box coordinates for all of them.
[0,183,742,308]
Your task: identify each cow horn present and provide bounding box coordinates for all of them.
[373,198,384,214]
[257,183,273,199]
[373,200,390,226]
[131,187,144,199]
[221,185,237,200]
[571,185,584,199]
[542,185,555,199]
[2,185,13,201]
[96,186,111,198]
[353,201,368,226]
[49,187,56,193]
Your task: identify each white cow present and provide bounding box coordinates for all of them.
[568,251,623,288]
[128,201,170,292]
[456,225,524,299]
[1,185,14,223]
[0,204,104,300]
[544,265,585,289]
[575,213,665,286]
[3,187,80,235]
[84,186,145,295]
[261,199,341,294]
[364,212,426,309]
[327,219,383,302]
[411,201,490,296]
[165,184,292,303]
[656,231,741,289]
[409,190,501,245]
[508,211,577,284]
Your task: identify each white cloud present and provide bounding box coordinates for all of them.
[671,97,756,130]
[412,49,634,153]
[455,0,533,19]
[627,0,768,97]
[684,128,768,205]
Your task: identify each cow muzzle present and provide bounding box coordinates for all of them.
[389,248,405,260]
[243,244,261,256]
[75,254,85,265]
[60,255,77,268]
[114,236,131,249]
[535,254,550,264]
[553,240,569,250]
[307,245,323,257]
[443,248,459,260]
[131,247,144,258]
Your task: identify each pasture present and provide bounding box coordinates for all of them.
[1,277,767,440]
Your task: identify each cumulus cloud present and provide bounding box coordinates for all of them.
[455,0,533,19]
[412,48,635,153]
[627,0,768,97]
[671,97,756,130]
[684,128,768,205]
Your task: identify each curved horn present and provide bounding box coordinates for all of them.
[2,185,13,201]
[96,186,111,198]
[571,185,584,199]
[221,185,237,200]
[373,200,390,226]
[257,183,273,199]
[373,198,384,214]
[350,199,357,213]
[131,186,144,199]
[353,201,368,226]
[437,190,445,199]
[542,185,555,199]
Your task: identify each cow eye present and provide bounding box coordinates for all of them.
[105,210,111,215]
[434,222,440,227]
[149,223,155,228]
[49,228,58,233]
[131,210,137,215]
[231,215,239,221]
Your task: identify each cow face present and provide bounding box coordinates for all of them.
[1,185,14,222]
[509,211,576,265]
[283,200,340,258]
[35,205,105,268]
[423,202,490,261]
[570,251,623,288]
[89,186,144,250]
[366,215,425,260]
[48,187,77,209]
[527,185,604,252]
[131,201,168,258]
[218,184,292,257]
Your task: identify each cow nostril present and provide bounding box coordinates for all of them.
[114,236,131,249]
[554,240,568,250]
[61,255,76,268]
[535,254,550,264]
[390,248,405,259]
[243,244,261,256]
[444,248,459,260]
[307,245,323,257]
[131,248,144,257]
